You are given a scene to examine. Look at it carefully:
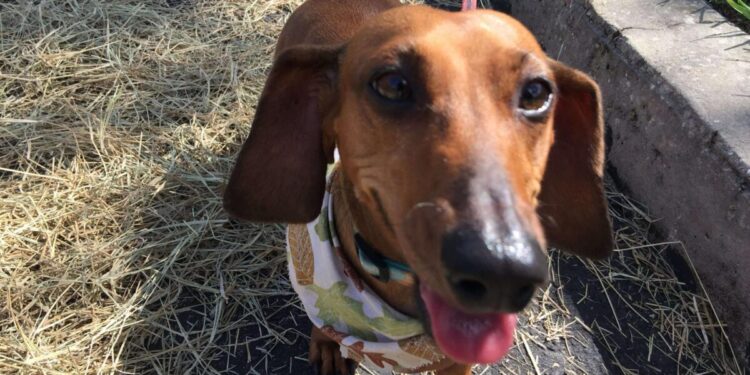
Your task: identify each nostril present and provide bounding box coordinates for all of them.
[452,277,488,302]
[512,284,536,310]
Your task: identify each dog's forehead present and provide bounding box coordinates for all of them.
[345,6,542,60]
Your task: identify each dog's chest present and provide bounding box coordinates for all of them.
[286,188,444,373]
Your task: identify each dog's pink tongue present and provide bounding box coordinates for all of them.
[420,284,516,364]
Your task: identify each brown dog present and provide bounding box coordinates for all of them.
[224,0,613,374]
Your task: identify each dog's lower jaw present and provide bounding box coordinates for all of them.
[331,175,495,374]
[334,170,424,316]
[336,174,521,368]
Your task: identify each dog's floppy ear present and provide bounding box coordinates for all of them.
[538,60,613,259]
[223,45,341,223]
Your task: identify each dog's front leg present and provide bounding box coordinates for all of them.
[309,326,358,375]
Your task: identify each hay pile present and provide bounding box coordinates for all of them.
[0,0,740,374]
[1,0,300,373]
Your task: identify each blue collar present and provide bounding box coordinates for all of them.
[354,233,412,282]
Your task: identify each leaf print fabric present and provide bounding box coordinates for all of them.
[287,174,444,374]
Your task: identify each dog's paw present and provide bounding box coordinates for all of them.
[309,327,358,375]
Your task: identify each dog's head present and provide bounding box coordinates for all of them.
[224,6,612,364]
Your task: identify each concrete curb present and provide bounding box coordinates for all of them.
[508,0,750,370]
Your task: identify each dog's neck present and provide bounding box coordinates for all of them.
[329,170,420,317]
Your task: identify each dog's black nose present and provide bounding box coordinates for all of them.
[442,225,548,313]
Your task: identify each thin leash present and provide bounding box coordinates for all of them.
[461,0,477,10]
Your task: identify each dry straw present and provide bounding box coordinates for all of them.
[0,0,740,374]
[480,186,741,375]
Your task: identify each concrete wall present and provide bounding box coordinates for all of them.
[509,0,750,369]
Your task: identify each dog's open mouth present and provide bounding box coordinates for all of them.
[419,283,516,364]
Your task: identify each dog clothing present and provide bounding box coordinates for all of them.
[287,181,444,374]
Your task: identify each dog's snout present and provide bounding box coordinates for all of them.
[442,226,548,313]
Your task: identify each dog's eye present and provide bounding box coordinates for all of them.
[519,79,553,119]
[371,72,411,102]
